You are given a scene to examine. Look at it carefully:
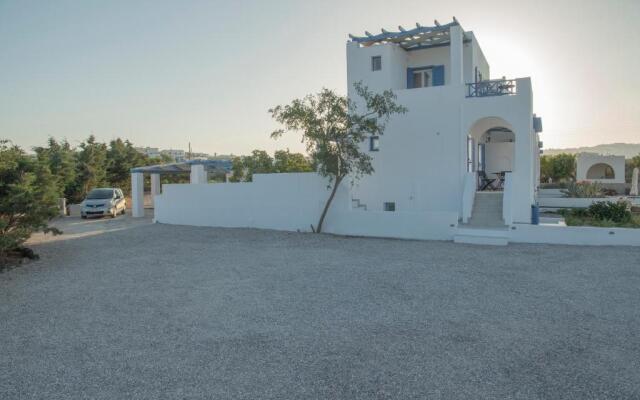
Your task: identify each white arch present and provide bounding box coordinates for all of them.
[467,117,516,178]
[467,116,515,141]
[586,163,615,180]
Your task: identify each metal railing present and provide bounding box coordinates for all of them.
[466,79,517,98]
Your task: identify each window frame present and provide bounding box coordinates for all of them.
[369,136,380,152]
[371,56,382,71]
[411,69,433,88]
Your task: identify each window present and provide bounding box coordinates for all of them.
[369,136,380,151]
[383,202,396,212]
[371,56,382,71]
[407,65,444,89]
[412,70,432,88]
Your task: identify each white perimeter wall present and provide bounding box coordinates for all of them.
[154,173,637,246]
[155,173,347,231]
[154,172,459,240]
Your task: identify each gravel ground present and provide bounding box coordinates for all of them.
[1,216,639,399]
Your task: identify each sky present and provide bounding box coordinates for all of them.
[1,0,639,155]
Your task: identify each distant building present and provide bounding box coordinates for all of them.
[162,149,186,162]
[135,147,161,159]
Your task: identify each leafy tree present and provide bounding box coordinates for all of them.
[0,141,61,262]
[34,137,77,199]
[73,135,108,202]
[273,149,314,173]
[229,156,245,182]
[270,83,406,232]
[540,153,576,183]
[243,150,274,181]
[228,150,273,182]
[106,138,149,194]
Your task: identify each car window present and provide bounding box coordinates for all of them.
[87,189,115,199]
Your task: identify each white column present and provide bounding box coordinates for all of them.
[131,172,145,218]
[150,173,161,207]
[449,25,464,85]
[190,164,207,184]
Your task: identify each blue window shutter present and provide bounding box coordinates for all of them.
[433,65,445,86]
[406,68,414,89]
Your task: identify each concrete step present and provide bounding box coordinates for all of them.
[454,227,509,246]
[454,234,509,246]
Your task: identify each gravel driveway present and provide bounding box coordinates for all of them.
[1,216,639,399]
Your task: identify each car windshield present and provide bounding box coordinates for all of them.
[86,189,114,199]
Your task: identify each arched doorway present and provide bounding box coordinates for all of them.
[586,163,615,180]
[467,117,516,191]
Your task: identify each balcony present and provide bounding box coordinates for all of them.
[466,79,516,98]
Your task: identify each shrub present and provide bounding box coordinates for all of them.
[587,200,632,223]
[562,181,604,198]
[0,141,61,264]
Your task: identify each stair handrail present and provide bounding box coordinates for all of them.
[462,171,476,223]
[502,172,513,225]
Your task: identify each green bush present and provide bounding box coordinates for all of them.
[561,181,604,198]
[0,141,61,263]
[587,200,631,223]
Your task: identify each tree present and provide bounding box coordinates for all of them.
[243,150,274,181]
[0,141,60,262]
[228,156,245,182]
[273,149,314,173]
[34,137,77,200]
[106,138,149,194]
[270,82,406,232]
[540,153,576,183]
[74,135,108,202]
[228,150,273,182]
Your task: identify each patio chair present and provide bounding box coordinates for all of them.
[478,171,496,191]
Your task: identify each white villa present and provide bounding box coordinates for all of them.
[132,19,639,246]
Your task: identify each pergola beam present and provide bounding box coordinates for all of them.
[349,19,468,49]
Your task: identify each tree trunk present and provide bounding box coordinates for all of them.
[315,175,342,233]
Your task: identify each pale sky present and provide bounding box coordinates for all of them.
[1,0,638,155]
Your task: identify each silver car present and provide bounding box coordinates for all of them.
[81,188,127,219]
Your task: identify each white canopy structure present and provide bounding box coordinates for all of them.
[129,160,231,218]
[349,18,469,50]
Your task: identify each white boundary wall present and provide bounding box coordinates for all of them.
[510,224,640,246]
[154,173,459,240]
[154,173,638,246]
[539,196,640,208]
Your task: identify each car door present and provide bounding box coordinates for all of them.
[115,190,124,211]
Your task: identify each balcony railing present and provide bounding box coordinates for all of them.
[466,79,516,98]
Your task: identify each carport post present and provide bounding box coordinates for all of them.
[131,172,145,218]
[190,164,206,184]
[150,173,161,207]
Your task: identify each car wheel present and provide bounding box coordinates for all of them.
[81,215,87,219]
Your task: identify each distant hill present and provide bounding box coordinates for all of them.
[544,143,640,158]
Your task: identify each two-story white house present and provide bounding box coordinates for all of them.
[346,19,543,242]
[149,19,569,245]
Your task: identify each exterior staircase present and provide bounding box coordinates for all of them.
[466,191,506,228]
[455,191,509,245]
[351,198,367,211]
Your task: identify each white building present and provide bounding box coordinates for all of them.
[345,20,542,233]
[576,153,626,184]
[162,149,186,162]
[135,147,161,159]
[140,19,638,246]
